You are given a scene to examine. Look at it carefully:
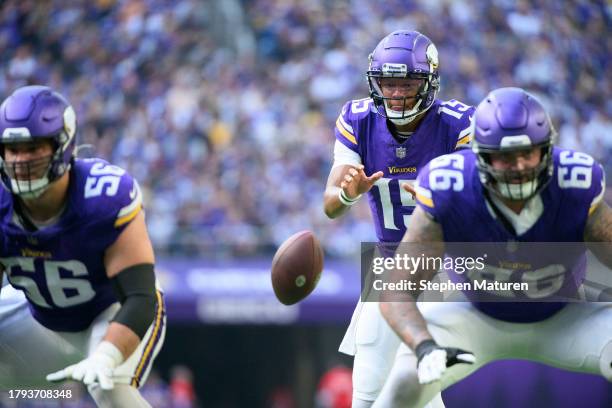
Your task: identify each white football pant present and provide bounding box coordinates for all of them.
[340,300,445,407]
[0,285,166,407]
[373,300,612,407]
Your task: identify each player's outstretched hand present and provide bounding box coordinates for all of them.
[401,182,416,199]
[46,341,124,390]
[415,339,475,384]
[340,165,384,199]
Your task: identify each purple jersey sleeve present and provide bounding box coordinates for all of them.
[413,152,467,221]
[551,148,606,232]
[74,159,144,250]
[436,99,475,150]
[334,98,374,153]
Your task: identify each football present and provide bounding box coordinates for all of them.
[271,230,324,305]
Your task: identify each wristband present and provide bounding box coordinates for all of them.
[338,189,362,206]
[96,340,125,366]
[415,339,438,363]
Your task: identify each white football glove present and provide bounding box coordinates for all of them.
[46,341,124,390]
[415,339,475,384]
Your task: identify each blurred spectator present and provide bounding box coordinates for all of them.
[170,365,198,408]
[140,369,173,407]
[7,44,37,80]
[315,365,352,408]
[0,0,609,259]
[267,386,297,408]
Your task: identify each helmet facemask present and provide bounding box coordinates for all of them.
[471,87,558,203]
[0,137,72,199]
[367,72,439,126]
[475,143,554,201]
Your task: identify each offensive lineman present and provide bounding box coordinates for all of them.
[376,87,611,407]
[0,85,166,407]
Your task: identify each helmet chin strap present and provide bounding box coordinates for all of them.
[388,114,419,126]
[495,179,539,201]
[10,176,51,199]
[385,98,423,126]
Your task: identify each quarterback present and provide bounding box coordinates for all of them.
[323,30,474,407]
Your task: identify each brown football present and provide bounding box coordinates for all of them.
[271,230,324,305]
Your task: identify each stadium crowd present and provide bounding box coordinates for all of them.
[1,0,610,258]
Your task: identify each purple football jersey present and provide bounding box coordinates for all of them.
[335,97,474,243]
[415,147,606,322]
[0,158,143,331]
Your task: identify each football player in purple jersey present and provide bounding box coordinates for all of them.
[323,30,474,408]
[375,87,612,407]
[0,86,166,408]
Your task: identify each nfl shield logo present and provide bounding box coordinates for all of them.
[395,147,406,159]
[506,240,518,253]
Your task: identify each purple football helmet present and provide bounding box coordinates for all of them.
[0,85,77,198]
[367,30,440,125]
[472,87,556,201]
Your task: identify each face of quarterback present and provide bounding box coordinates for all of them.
[2,139,55,181]
[379,77,424,112]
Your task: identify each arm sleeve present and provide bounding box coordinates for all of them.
[111,263,157,339]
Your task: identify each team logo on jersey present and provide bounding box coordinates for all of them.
[506,240,518,253]
[499,259,532,270]
[395,147,407,159]
[388,166,417,174]
[21,248,52,258]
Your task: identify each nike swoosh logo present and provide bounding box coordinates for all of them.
[129,185,137,200]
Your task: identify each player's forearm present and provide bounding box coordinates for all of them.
[108,264,158,359]
[380,301,433,350]
[379,206,443,349]
[323,186,352,218]
[591,243,612,270]
[103,321,141,360]
[584,202,612,268]
[379,256,438,350]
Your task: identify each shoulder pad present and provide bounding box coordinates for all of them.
[335,98,376,147]
[74,159,143,229]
